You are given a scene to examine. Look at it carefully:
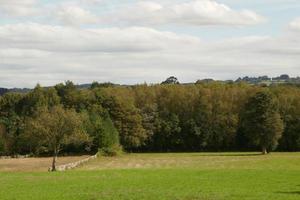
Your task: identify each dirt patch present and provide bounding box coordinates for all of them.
[0,155,90,172]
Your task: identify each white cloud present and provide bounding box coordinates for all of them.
[289,18,300,31]
[56,5,99,26]
[0,23,200,52]
[0,0,39,16]
[103,0,266,26]
[79,0,105,5]
[0,0,266,27]
[0,48,50,58]
[0,21,300,88]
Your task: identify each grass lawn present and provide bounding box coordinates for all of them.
[0,152,299,200]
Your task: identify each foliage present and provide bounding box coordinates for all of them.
[98,144,123,157]
[25,106,90,170]
[240,91,284,154]
[1,82,300,154]
[99,116,119,149]
[161,76,180,84]
[102,88,147,150]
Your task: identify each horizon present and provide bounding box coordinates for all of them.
[0,0,300,87]
[1,73,298,89]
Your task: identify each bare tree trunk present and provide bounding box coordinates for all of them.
[51,149,58,172]
[262,147,267,155]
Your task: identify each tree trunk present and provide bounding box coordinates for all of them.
[51,150,58,172]
[262,147,267,155]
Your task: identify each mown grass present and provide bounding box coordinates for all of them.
[0,152,299,200]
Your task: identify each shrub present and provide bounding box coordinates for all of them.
[98,144,123,157]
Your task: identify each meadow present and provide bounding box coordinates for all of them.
[0,153,299,200]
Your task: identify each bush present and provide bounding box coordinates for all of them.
[98,144,123,157]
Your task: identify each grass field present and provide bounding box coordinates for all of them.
[0,153,299,200]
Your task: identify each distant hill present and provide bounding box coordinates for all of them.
[0,87,32,96]
[1,74,300,96]
[0,84,94,96]
[0,88,9,96]
[234,74,300,85]
[197,74,300,85]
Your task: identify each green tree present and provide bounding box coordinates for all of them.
[25,106,90,171]
[3,81,300,154]
[0,93,25,155]
[99,116,119,149]
[240,91,284,154]
[55,81,78,109]
[79,106,119,153]
[272,86,300,151]
[102,88,147,150]
[0,124,5,154]
[91,82,114,89]
[22,84,60,116]
[161,76,179,85]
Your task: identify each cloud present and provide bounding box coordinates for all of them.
[289,18,300,31]
[0,1,298,88]
[0,21,300,88]
[0,0,265,27]
[103,0,266,26]
[0,48,50,58]
[0,0,39,16]
[79,0,106,5]
[0,23,200,52]
[56,5,99,26]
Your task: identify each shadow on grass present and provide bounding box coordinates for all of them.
[277,191,300,195]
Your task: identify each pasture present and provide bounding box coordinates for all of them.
[0,153,299,200]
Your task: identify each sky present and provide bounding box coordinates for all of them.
[0,0,300,88]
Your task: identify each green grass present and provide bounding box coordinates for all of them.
[0,153,300,200]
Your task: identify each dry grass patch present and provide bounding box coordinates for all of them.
[78,152,300,170]
[0,155,90,172]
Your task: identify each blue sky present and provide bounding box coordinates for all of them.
[0,0,300,87]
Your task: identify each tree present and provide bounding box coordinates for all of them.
[3,81,300,155]
[0,93,25,155]
[153,113,181,151]
[21,84,60,116]
[55,81,78,109]
[102,88,147,150]
[0,124,5,155]
[91,82,114,89]
[0,112,23,155]
[273,85,300,151]
[240,91,284,154]
[25,106,90,171]
[80,106,119,153]
[161,76,179,85]
[99,115,119,149]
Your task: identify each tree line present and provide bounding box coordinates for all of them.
[1,80,300,160]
